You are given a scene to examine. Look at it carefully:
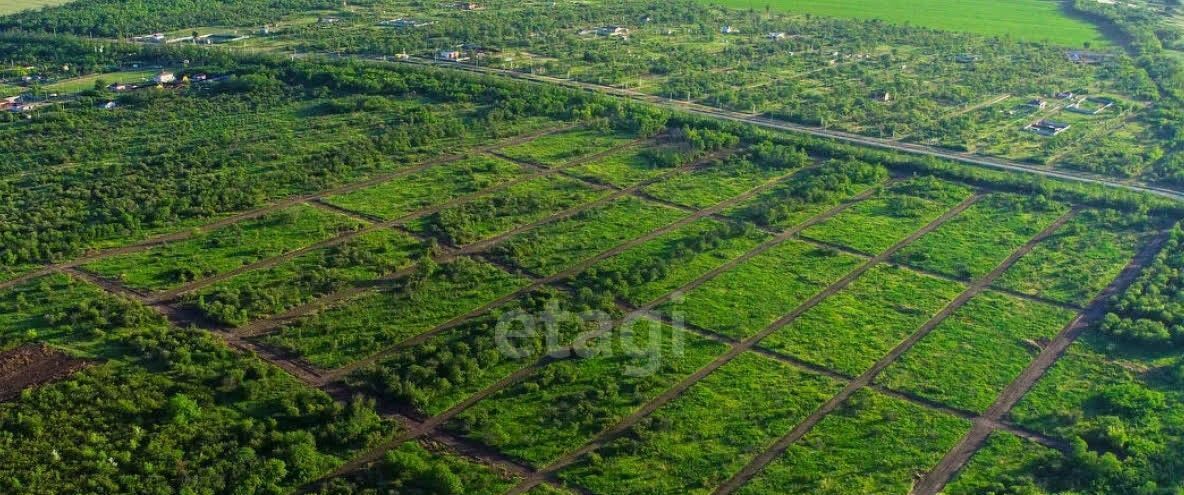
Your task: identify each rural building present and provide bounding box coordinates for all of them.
[317,16,341,24]
[767,32,788,40]
[1026,119,1071,136]
[1056,91,1075,100]
[1067,97,1115,115]
[436,50,469,62]
[380,18,433,28]
[1026,98,1047,109]
[100,101,118,110]
[593,25,629,37]
[872,90,892,102]
[721,25,739,34]
[0,96,18,111]
[455,2,482,10]
[154,71,176,84]
[1066,51,1109,64]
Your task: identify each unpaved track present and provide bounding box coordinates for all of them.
[504,193,985,495]
[910,228,1171,495]
[711,208,1079,495]
[0,125,573,295]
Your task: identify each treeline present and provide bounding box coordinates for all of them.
[1101,225,1184,346]
[0,0,337,37]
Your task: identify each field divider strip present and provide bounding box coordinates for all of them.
[910,227,1172,495]
[0,124,577,295]
[502,191,985,495]
[711,206,1080,495]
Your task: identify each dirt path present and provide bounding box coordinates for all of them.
[711,207,1078,495]
[910,228,1171,495]
[0,125,574,295]
[503,193,984,495]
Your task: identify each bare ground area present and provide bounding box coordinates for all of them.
[0,343,92,402]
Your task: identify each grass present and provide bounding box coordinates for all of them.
[407,174,606,246]
[261,256,528,369]
[496,129,635,167]
[0,0,75,15]
[185,229,424,326]
[345,289,605,416]
[566,145,682,187]
[0,274,116,353]
[994,210,1148,305]
[736,389,970,495]
[446,319,728,467]
[877,290,1076,413]
[662,239,862,340]
[892,194,1069,279]
[760,264,964,377]
[83,204,363,292]
[697,0,1110,47]
[324,155,527,220]
[721,161,887,230]
[801,178,974,255]
[41,70,157,93]
[313,439,520,495]
[572,218,770,306]
[944,431,1060,495]
[642,158,788,209]
[491,197,685,276]
[558,352,843,494]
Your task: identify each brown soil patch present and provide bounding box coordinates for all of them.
[0,343,92,402]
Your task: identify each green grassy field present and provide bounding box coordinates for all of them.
[0,0,74,15]
[698,0,1111,47]
[41,70,157,93]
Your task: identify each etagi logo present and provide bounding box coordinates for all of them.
[493,294,686,377]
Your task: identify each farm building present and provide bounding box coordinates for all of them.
[1026,119,1071,136]
[1066,51,1109,64]
[592,25,629,37]
[1026,98,1047,109]
[436,50,469,62]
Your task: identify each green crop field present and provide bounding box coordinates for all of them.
[698,0,1111,47]
[0,0,72,15]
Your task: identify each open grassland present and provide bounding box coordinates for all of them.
[760,264,964,377]
[325,155,527,221]
[736,389,970,495]
[558,352,843,494]
[570,218,769,306]
[801,178,973,255]
[312,439,521,495]
[943,432,1061,495]
[994,210,1152,305]
[893,194,1068,279]
[877,291,1076,413]
[185,229,425,326]
[406,174,606,246]
[447,320,728,467]
[261,257,528,369]
[698,0,1110,47]
[496,129,635,167]
[0,0,73,15]
[491,197,685,276]
[642,156,790,209]
[83,205,363,292]
[664,239,861,340]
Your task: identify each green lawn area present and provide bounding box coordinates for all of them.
[447,319,728,467]
[698,0,1111,47]
[558,352,843,494]
[565,144,684,187]
[801,178,974,255]
[262,256,528,369]
[490,197,686,276]
[312,439,521,495]
[83,204,363,292]
[41,70,157,93]
[877,290,1076,413]
[662,239,861,340]
[0,0,75,15]
[737,389,970,495]
[892,194,1068,279]
[324,155,527,221]
[760,264,964,377]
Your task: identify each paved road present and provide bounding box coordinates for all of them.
[386,56,1184,202]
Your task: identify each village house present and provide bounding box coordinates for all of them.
[872,90,892,102]
[436,50,469,62]
[0,96,19,111]
[154,71,176,84]
[593,25,629,37]
[720,25,739,34]
[317,16,341,24]
[1026,98,1047,109]
[1026,119,1071,136]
